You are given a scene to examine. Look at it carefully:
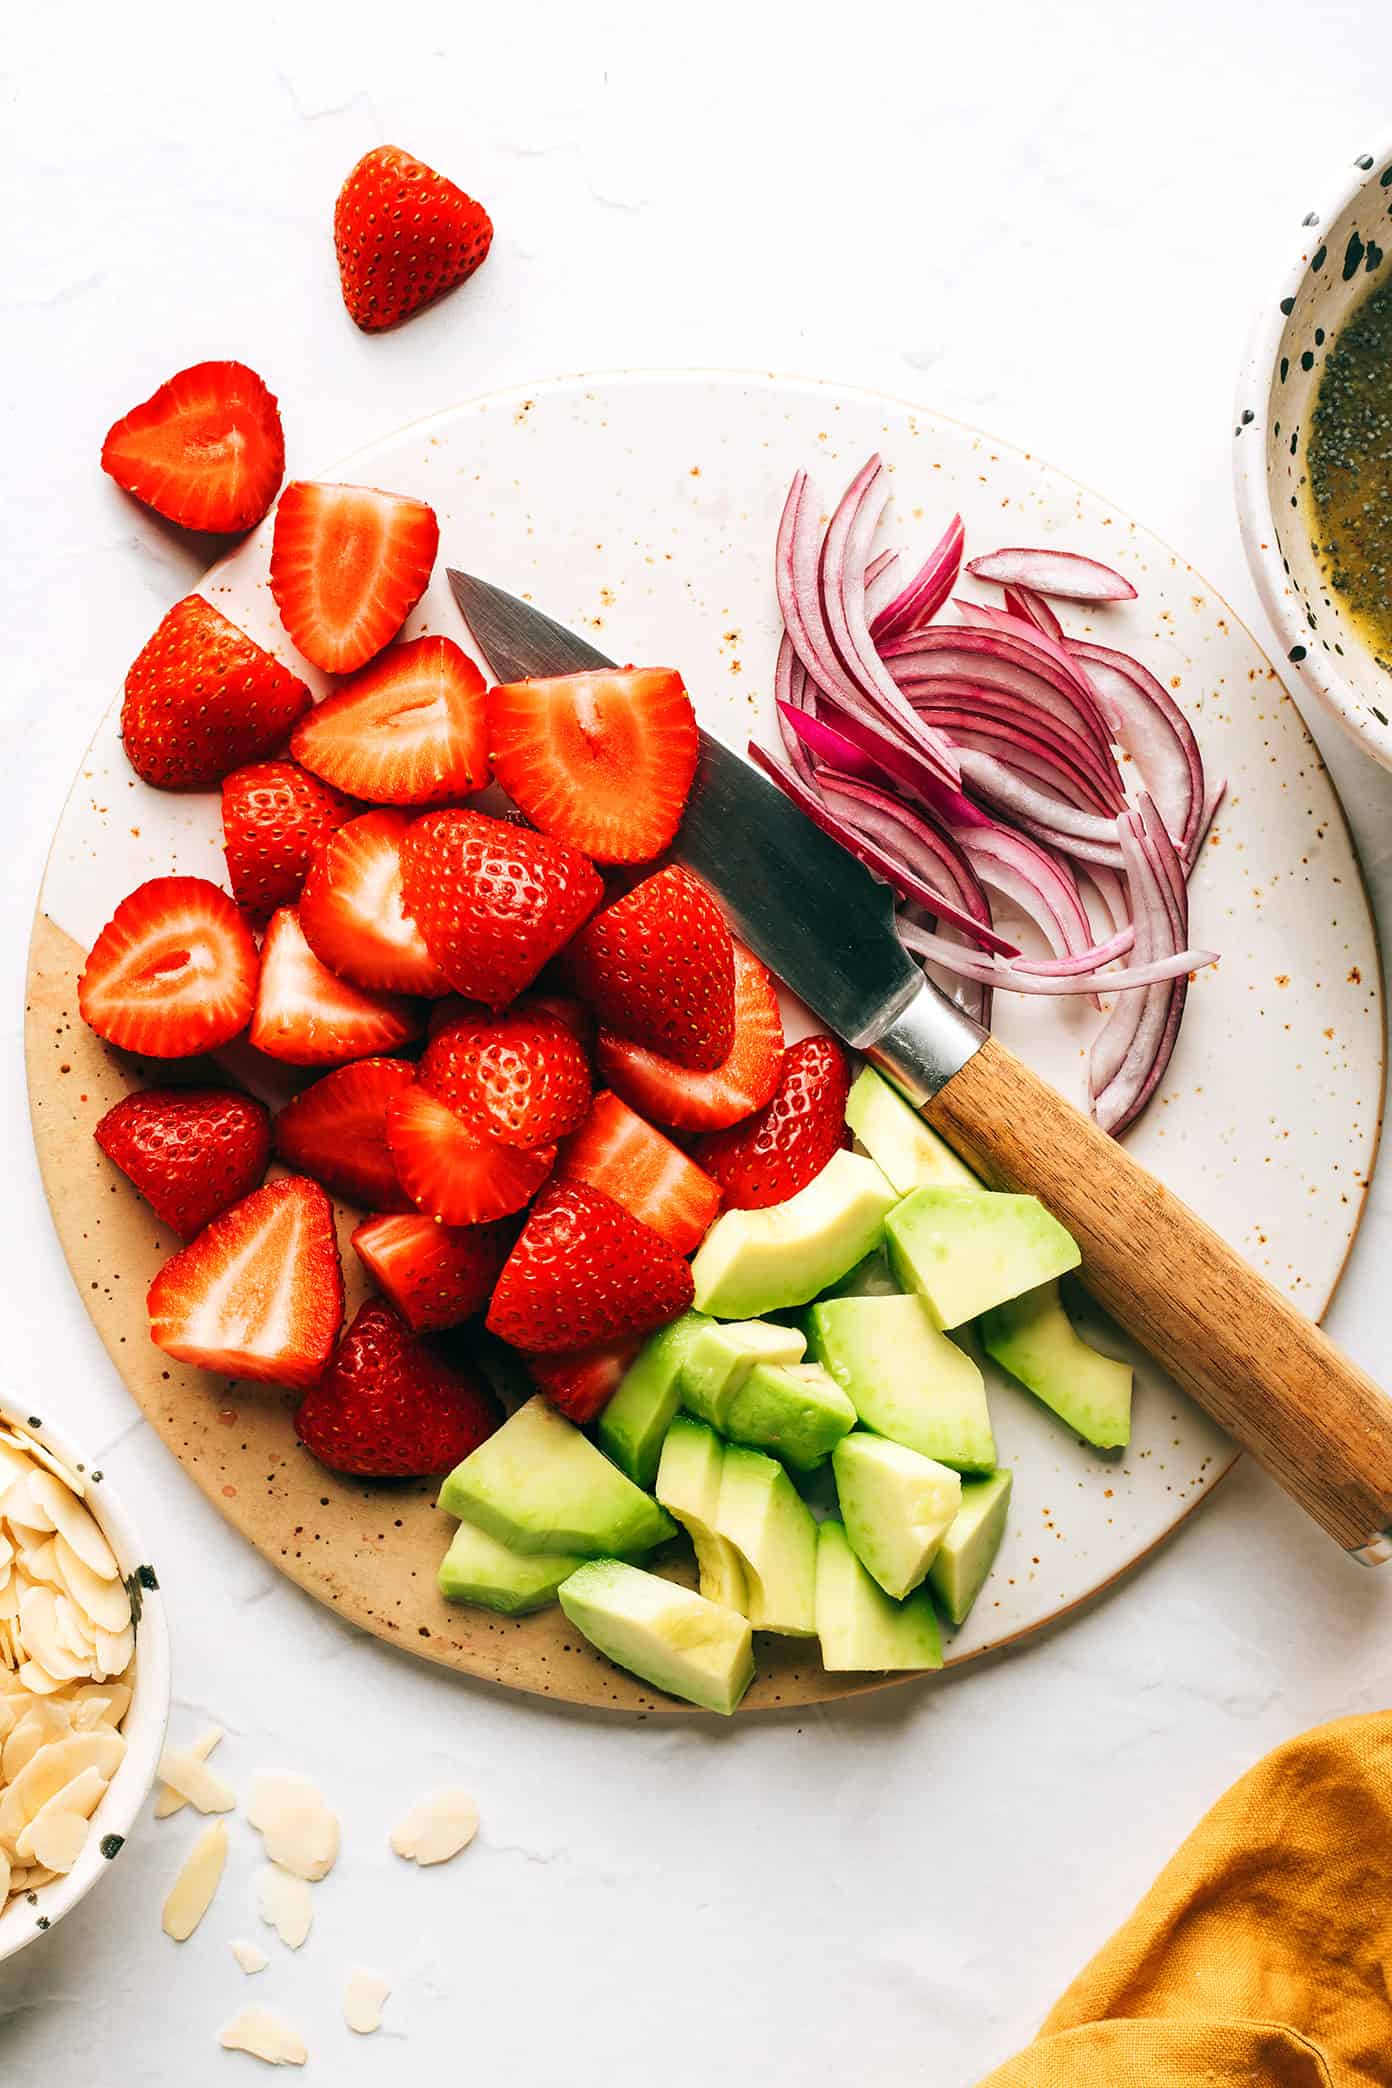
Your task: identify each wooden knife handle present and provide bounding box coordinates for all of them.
[920,1036,1392,1560]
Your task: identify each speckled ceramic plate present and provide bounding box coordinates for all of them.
[25,371,1384,1713]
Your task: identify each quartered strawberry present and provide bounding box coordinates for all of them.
[222,760,359,922]
[101,360,285,533]
[517,991,594,1049]
[292,636,488,805]
[527,1338,641,1426]
[351,1211,511,1331]
[298,809,450,995]
[147,1174,343,1387]
[250,908,422,1066]
[272,1057,417,1209]
[121,595,313,790]
[693,1036,851,1209]
[596,939,784,1132]
[384,1087,554,1225]
[486,667,698,863]
[567,866,735,1071]
[294,1301,500,1477]
[79,876,259,1058]
[556,1091,720,1254]
[334,145,493,334]
[419,1005,590,1150]
[399,808,602,1005]
[269,481,439,674]
[94,1086,271,1241]
[485,1179,694,1354]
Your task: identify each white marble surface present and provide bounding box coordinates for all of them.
[4,4,1392,2080]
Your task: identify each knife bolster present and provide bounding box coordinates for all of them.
[865,983,988,1106]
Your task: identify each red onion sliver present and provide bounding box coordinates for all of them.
[898,921,1213,997]
[1002,584,1063,642]
[778,697,989,830]
[818,773,995,935]
[871,514,964,643]
[884,626,1116,767]
[953,750,1123,847]
[1069,639,1203,854]
[774,631,820,795]
[966,546,1138,602]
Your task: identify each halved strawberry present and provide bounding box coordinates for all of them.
[292,636,488,805]
[419,1006,590,1149]
[351,1211,511,1331]
[147,1174,343,1387]
[272,1057,417,1208]
[566,865,735,1071]
[269,481,439,674]
[517,991,594,1049]
[298,809,449,995]
[250,908,422,1066]
[527,1338,641,1425]
[693,1036,851,1209]
[486,668,698,863]
[384,1087,553,1225]
[296,1301,500,1477]
[556,1091,720,1253]
[79,877,259,1058]
[121,595,313,791]
[596,940,784,1131]
[95,1086,271,1240]
[486,1179,694,1354]
[222,760,360,922]
[101,360,285,533]
[399,809,602,1004]
[334,146,493,334]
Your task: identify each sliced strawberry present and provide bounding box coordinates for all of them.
[419,1006,590,1150]
[298,809,450,995]
[269,481,439,674]
[250,908,422,1066]
[351,1211,511,1331]
[272,1057,417,1208]
[426,992,488,1039]
[295,1301,500,1477]
[101,360,285,533]
[147,1174,343,1387]
[222,760,360,922]
[486,668,698,863]
[399,809,602,1004]
[121,595,312,791]
[94,1086,271,1241]
[291,636,488,805]
[79,877,259,1058]
[334,146,493,334]
[596,940,784,1132]
[516,991,594,1050]
[527,1338,641,1425]
[384,1087,553,1225]
[566,865,735,1071]
[556,1091,720,1254]
[486,1179,694,1354]
[693,1036,851,1209]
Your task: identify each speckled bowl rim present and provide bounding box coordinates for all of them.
[0,1404,170,1965]
[1234,136,1392,769]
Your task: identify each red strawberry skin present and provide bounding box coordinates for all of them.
[79,876,259,1059]
[596,940,784,1132]
[385,1087,553,1226]
[694,1037,851,1209]
[486,1180,694,1354]
[295,1301,501,1477]
[269,481,439,675]
[527,1339,640,1425]
[95,1087,270,1241]
[351,1212,511,1332]
[556,1091,720,1254]
[297,809,450,997]
[292,637,488,806]
[121,596,313,791]
[334,146,493,334]
[222,760,359,922]
[419,1007,591,1150]
[399,809,602,1005]
[272,1058,417,1209]
[567,866,735,1071]
[101,360,285,533]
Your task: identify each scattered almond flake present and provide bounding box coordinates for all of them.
[18,1660,68,1697]
[231,1938,269,1976]
[92,1622,134,1681]
[18,1587,89,1684]
[246,1774,339,1881]
[156,1744,235,1816]
[54,1594,96,1663]
[255,1863,313,1950]
[0,1729,124,1843]
[1,1476,55,1534]
[20,1537,62,1590]
[154,1727,224,1820]
[344,1967,392,2035]
[25,1805,94,1876]
[390,1786,480,1867]
[27,1473,118,1581]
[14,1765,108,1864]
[53,1538,131,1635]
[162,1819,228,1941]
[218,2007,307,2068]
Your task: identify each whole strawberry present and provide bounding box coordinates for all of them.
[399,808,602,1005]
[121,596,312,790]
[334,146,493,334]
[693,1036,850,1209]
[295,1301,501,1476]
[486,1179,694,1354]
[95,1086,271,1240]
[566,865,735,1070]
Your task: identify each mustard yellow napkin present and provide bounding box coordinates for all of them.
[980,1712,1392,2088]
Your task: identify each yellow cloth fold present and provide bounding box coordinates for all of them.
[980,1712,1392,2088]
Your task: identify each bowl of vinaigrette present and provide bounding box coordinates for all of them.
[1235,139,1392,767]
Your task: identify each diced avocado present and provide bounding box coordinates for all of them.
[690,1150,897,1319]
[713,1445,818,1636]
[438,1396,677,1557]
[929,1469,1013,1626]
[980,1280,1132,1449]
[723,1361,855,1472]
[679,1319,806,1429]
[806,1294,996,1473]
[438,1519,586,1615]
[832,1432,962,1599]
[817,1248,901,1300]
[655,1416,747,1610]
[815,1519,943,1672]
[885,1187,1080,1331]
[558,1559,755,1715]
[845,1066,978,1194]
[598,1313,711,1487]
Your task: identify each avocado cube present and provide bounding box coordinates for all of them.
[438,1396,676,1557]
[885,1187,1080,1331]
[929,1469,1013,1627]
[832,1432,962,1599]
[815,1519,943,1671]
[690,1150,897,1319]
[816,1248,901,1300]
[438,1519,586,1615]
[558,1559,755,1716]
[712,1445,818,1636]
[655,1416,747,1611]
[723,1361,856,1472]
[980,1280,1132,1449]
[806,1294,996,1473]
[679,1319,806,1430]
[845,1066,979,1194]
[598,1312,711,1487]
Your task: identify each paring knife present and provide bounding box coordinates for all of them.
[448,568,1392,1564]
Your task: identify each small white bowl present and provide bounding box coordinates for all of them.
[0,1404,170,1964]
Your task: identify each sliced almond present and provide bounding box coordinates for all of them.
[0,1696,17,1743]
[0,1475,54,1534]
[92,1623,134,1682]
[255,1863,313,1950]
[0,1730,125,1842]
[14,1764,108,1864]
[19,1537,62,1590]
[68,1680,132,1728]
[344,1967,391,2035]
[4,1699,72,1782]
[27,1473,118,1581]
[17,1660,67,1697]
[218,2007,307,2068]
[156,1744,235,1816]
[0,1848,10,1902]
[18,1439,87,1497]
[390,1786,480,1866]
[0,1531,13,1571]
[17,1589,87,1684]
[0,1443,36,1491]
[154,1727,224,1819]
[231,1938,269,1975]
[53,1537,131,1635]
[246,1775,338,1881]
[162,1819,227,1941]
[0,1580,19,1624]
[54,1594,96,1663]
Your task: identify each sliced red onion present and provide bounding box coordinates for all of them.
[1002,584,1063,642]
[774,631,820,795]
[1188,776,1227,868]
[1092,803,1193,1132]
[1014,925,1135,975]
[953,750,1124,849]
[883,625,1116,768]
[911,696,1123,812]
[1068,640,1204,854]
[898,920,1213,996]
[777,697,989,830]
[817,772,995,939]
[954,823,1095,962]
[864,548,898,588]
[966,546,1138,602]
[870,514,965,643]
[1080,863,1130,936]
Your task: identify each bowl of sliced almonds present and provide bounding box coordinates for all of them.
[0,1404,169,1962]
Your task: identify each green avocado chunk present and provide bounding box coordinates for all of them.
[598,1312,711,1487]
[438,1396,676,1557]
[928,1469,1014,1626]
[815,1519,943,1671]
[558,1559,755,1716]
[690,1150,897,1319]
[438,1519,586,1615]
[845,1066,979,1194]
[980,1280,1132,1448]
[832,1431,962,1599]
[712,1444,818,1636]
[722,1360,856,1472]
[885,1186,1080,1330]
[655,1415,747,1610]
[679,1319,806,1429]
[817,1247,901,1300]
[806,1293,996,1473]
